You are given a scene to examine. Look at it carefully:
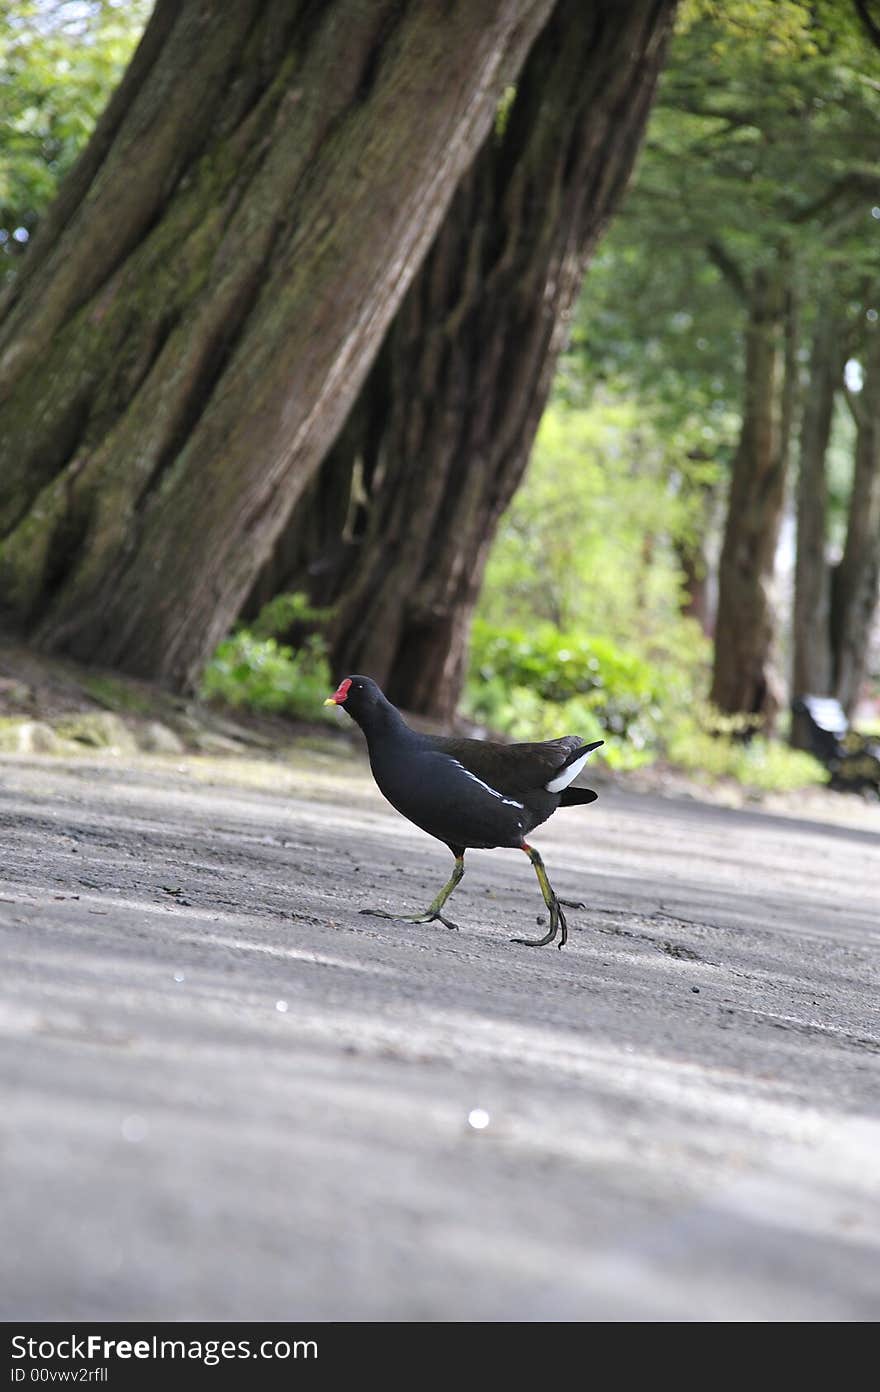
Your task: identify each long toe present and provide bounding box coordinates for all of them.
[511,928,558,947]
[511,916,559,947]
[559,897,585,910]
[556,901,569,950]
[359,907,459,931]
[359,907,425,923]
[512,896,570,949]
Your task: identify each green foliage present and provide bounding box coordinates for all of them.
[0,1,148,249]
[466,621,659,770]
[655,1,880,274]
[201,594,334,722]
[467,619,827,788]
[248,590,333,641]
[666,714,827,792]
[479,400,713,642]
[471,387,828,789]
[202,633,334,722]
[566,0,880,478]
[494,84,517,137]
[469,617,657,741]
[477,0,880,791]
[471,396,712,770]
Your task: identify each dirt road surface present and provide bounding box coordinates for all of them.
[1,749,878,1321]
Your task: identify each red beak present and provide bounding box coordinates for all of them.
[324,678,352,706]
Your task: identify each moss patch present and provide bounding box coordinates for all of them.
[83,673,160,716]
[53,711,140,754]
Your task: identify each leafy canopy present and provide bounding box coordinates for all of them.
[0,0,149,253]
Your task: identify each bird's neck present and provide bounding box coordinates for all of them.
[354,695,413,747]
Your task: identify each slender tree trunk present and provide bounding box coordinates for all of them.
[249,0,676,718]
[673,458,716,635]
[0,0,554,690]
[832,327,880,716]
[790,296,842,749]
[710,261,792,726]
[678,543,711,632]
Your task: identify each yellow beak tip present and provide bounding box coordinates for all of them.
[323,697,337,706]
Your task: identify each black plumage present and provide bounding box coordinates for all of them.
[325,675,602,948]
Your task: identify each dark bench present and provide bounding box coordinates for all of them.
[791,694,880,796]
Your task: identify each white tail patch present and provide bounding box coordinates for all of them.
[546,749,591,793]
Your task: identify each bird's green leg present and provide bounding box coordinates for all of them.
[360,855,464,932]
[511,843,569,949]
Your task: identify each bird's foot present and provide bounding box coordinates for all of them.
[511,898,568,950]
[558,897,585,910]
[428,912,460,932]
[359,907,460,932]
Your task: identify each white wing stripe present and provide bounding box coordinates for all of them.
[447,758,524,808]
[546,749,590,793]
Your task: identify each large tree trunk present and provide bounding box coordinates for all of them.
[710,262,793,726]
[0,0,553,690]
[790,296,842,749]
[832,327,880,716]
[249,0,676,719]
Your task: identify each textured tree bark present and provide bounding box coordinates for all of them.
[248,0,677,718]
[710,264,792,726]
[0,0,554,689]
[832,328,880,716]
[790,298,842,749]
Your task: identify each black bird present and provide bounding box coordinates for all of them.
[324,675,602,948]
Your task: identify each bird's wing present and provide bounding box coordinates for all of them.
[429,733,596,800]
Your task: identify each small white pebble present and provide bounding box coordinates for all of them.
[173,971,185,983]
[467,1108,490,1130]
[275,1000,289,1013]
[121,1115,148,1143]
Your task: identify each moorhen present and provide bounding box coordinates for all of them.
[324,676,602,948]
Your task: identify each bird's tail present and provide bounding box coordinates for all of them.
[575,739,604,759]
[559,787,598,807]
[545,738,604,793]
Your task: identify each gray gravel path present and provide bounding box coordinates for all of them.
[1,751,878,1321]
